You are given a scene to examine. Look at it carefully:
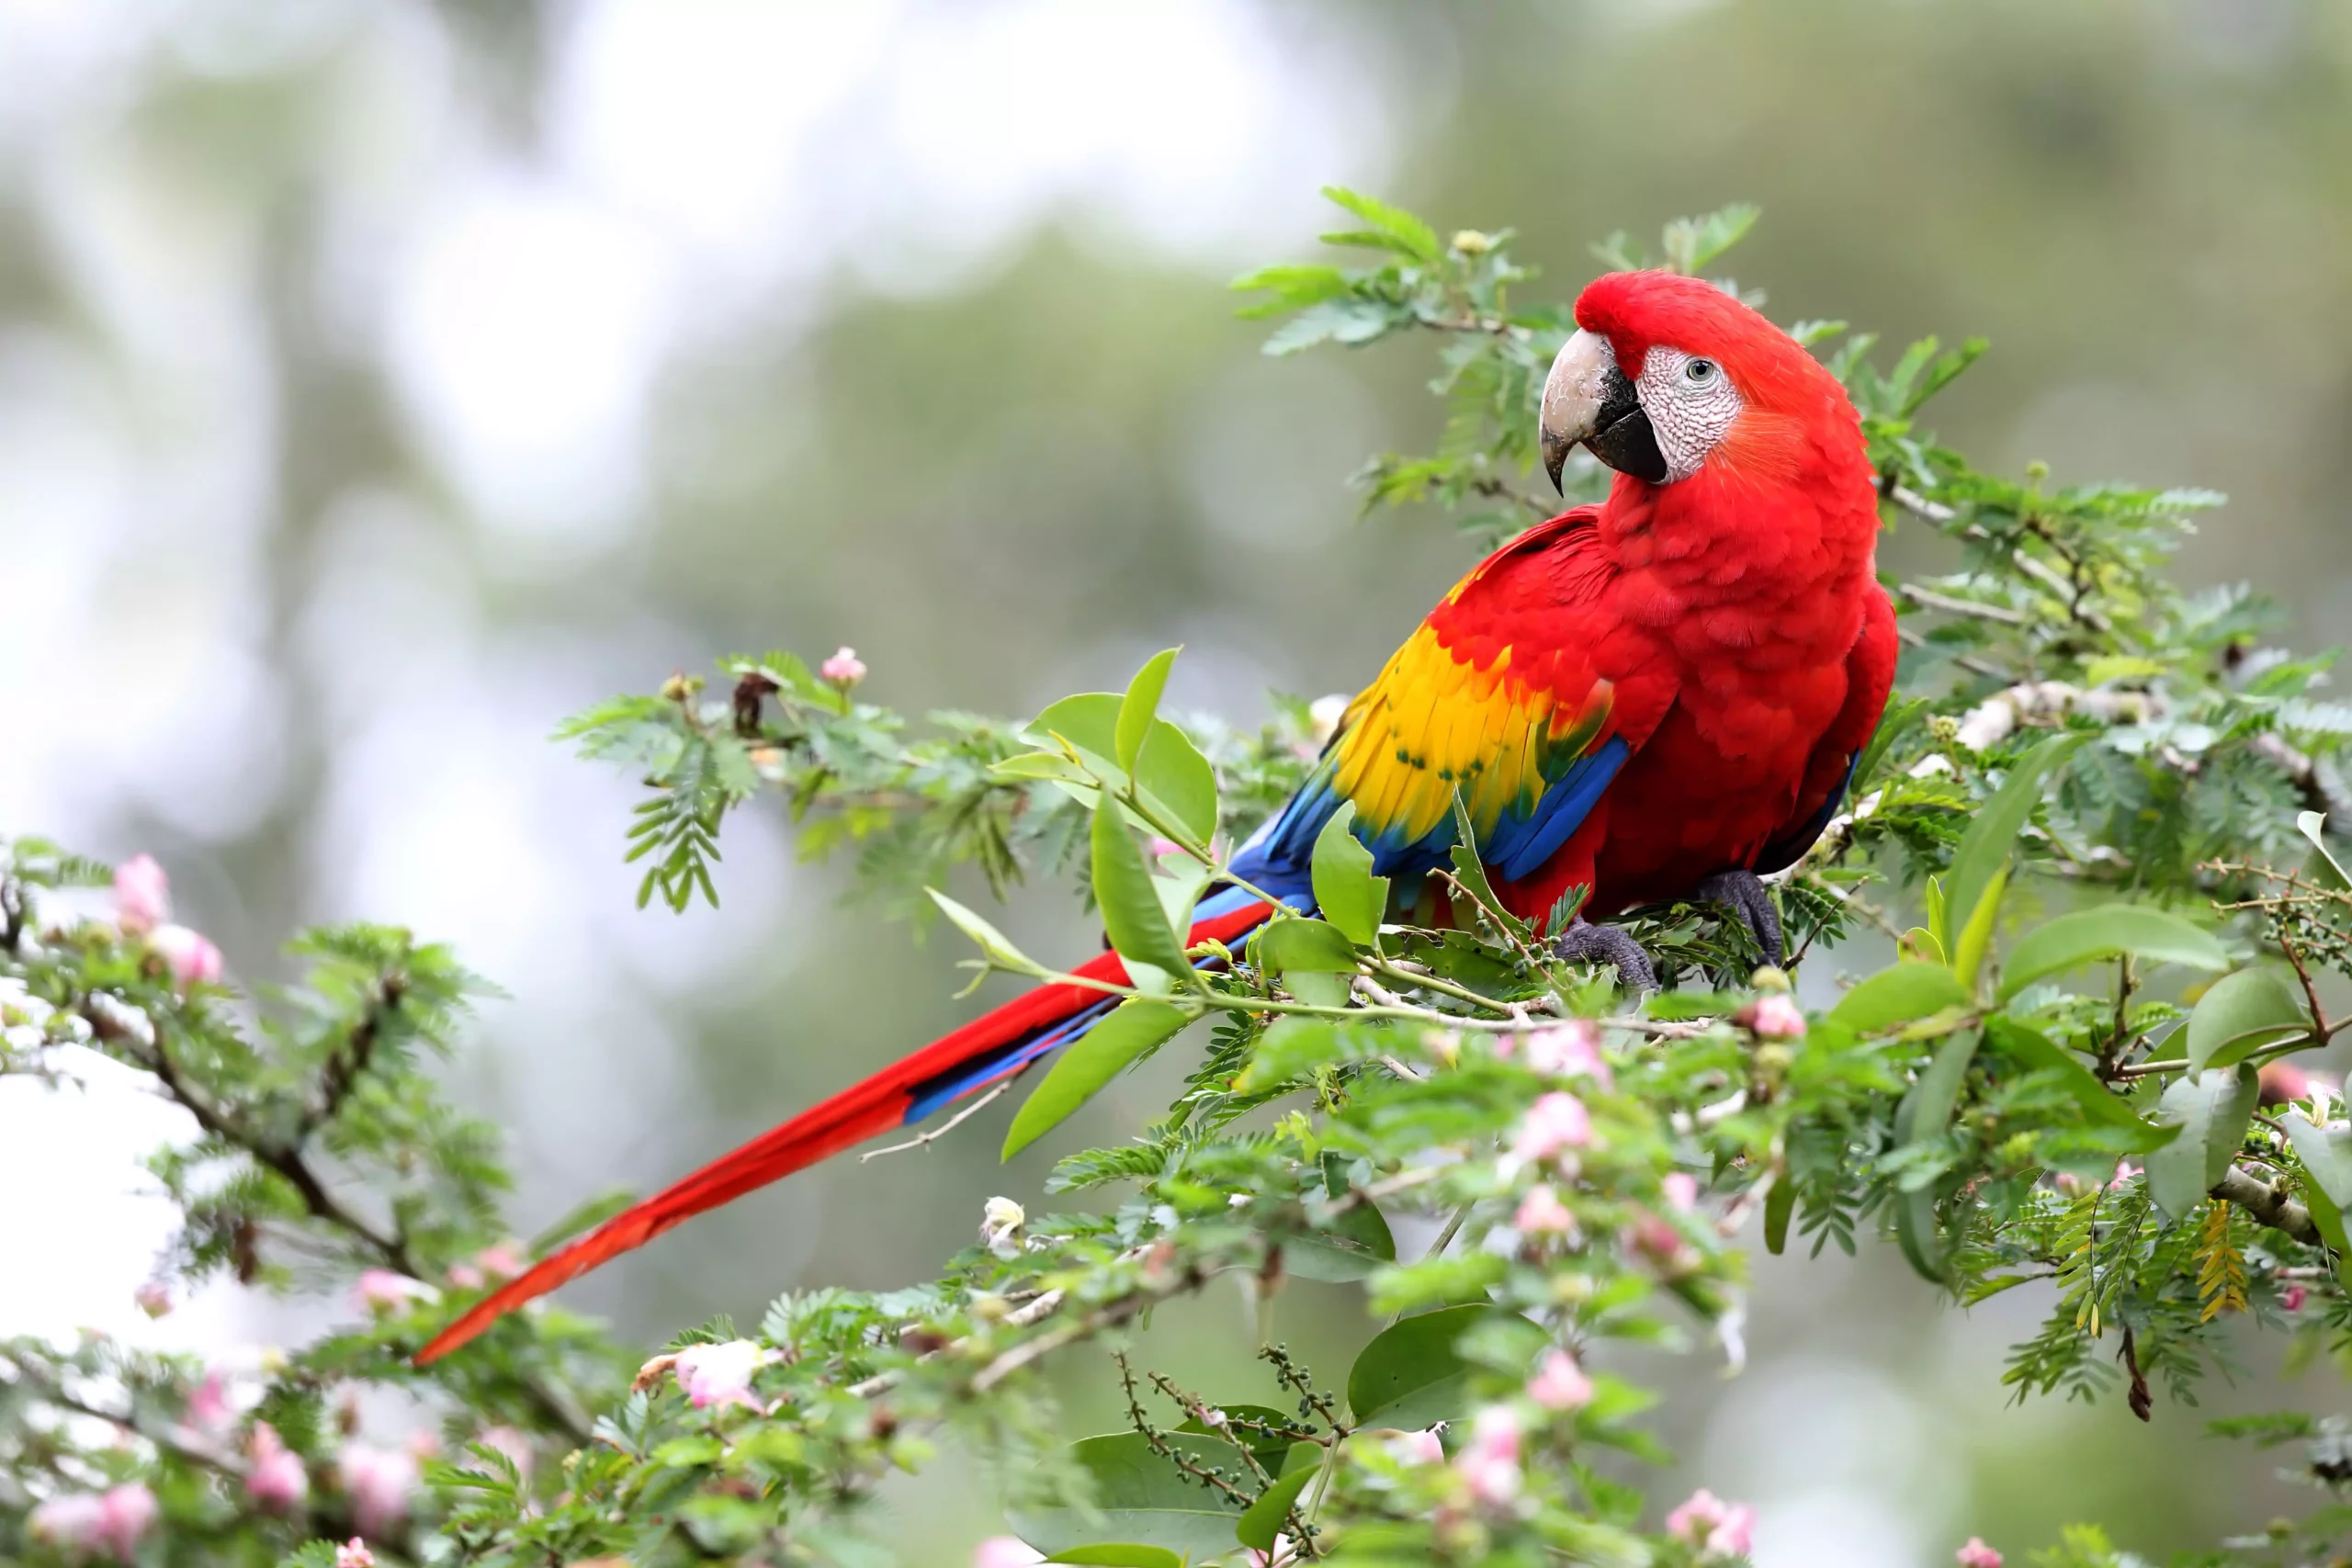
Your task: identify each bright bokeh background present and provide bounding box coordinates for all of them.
[4,2,2350,1562]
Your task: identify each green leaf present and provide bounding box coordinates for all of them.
[1984,1018,2167,1137]
[1025,694,1217,849]
[2185,968,2312,1073]
[1312,805,1389,949]
[1046,1549,1184,1568]
[1997,906,2230,1001]
[1258,919,1360,976]
[1889,1029,1983,1283]
[1235,1017,1348,1089]
[1345,1305,1545,1429]
[2282,1114,2352,1213]
[1006,1434,1250,1559]
[1235,1445,1322,1552]
[2145,1066,2260,1220]
[1762,1178,1793,1257]
[1950,863,2008,992]
[1827,963,1970,1034]
[1117,649,1181,772]
[1319,185,1440,261]
[929,889,1051,978]
[1945,732,2086,955]
[1283,1201,1396,1283]
[2298,810,2350,891]
[1094,800,1199,986]
[1002,1000,1192,1159]
[1154,856,1214,940]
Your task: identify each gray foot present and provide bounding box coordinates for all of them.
[1554,919,1658,993]
[1695,869,1784,969]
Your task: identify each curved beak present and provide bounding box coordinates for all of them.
[1540,329,1664,491]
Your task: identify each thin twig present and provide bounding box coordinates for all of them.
[861,1081,1012,1162]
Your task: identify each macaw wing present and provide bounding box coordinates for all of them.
[1235,510,1661,892]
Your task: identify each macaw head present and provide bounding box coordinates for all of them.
[1540,270,1859,493]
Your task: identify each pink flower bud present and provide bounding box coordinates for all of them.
[95,1483,158,1561]
[337,1443,418,1537]
[1666,1488,1756,1557]
[1510,1092,1592,1167]
[1453,1405,1521,1506]
[113,855,171,934]
[354,1269,428,1315]
[1521,1021,1611,1088]
[1956,1539,2004,1568]
[820,647,867,685]
[246,1422,309,1511]
[1385,1428,1444,1465]
[673,1339,770,1411]
[447,1263,483,1290]
[475,1241,526,1280]
[1514,1185,1577,1235]
[974,1539,1045,1568]
[2284,1285,2309,1313]
[29,1494,106,1551]
[1625,1212,1690,1269]
[336,1540,376,1568]
[187,1370,233,1433]
[1525,1348,1594,1412]
[135,1281,173,1318]
[1745,994,1807,1041]
[1662,1172,1701,1213]
[148,924,224,990]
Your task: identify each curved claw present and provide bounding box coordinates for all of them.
[1695,870,1784,969]
[1553,919,1658,993]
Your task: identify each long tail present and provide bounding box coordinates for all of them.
[413,892,1280,1363]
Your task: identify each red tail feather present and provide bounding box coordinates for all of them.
[413,898,1273,1363]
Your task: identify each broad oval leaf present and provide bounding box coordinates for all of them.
[1888,1029,1984,1284]
[1235,1444,1322,1552]
[1002,999,1191,1159]
[1762,1177,1793,1257]
[927,889,1050,978]
[1006,1433,1250,1559]
[1046,1547,1184,1568]
[2185,968,2312,1073]
[1942,732,2086,955]
[1134,722,1218,849]
[1345,1305,1545,1430]
[1093,802,1199,983]
[1282,1201,1396,1283]
[2282,1114,2352,1213]
[1313,804,1389,949]
[1996,906,2229,1002]
[2144,1065,2259,1220]
[1827,962,1970,1034]
[2300,810,2351,891]
[1117,649,1181,772]
[1258,918,1361,975]
[1984,1018,2165,1137]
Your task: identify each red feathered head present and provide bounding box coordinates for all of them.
[1542,270,1860,491]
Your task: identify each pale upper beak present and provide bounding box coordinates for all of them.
[1540,328,1661,491]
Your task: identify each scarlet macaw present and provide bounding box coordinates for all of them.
[417,269,1894,1362]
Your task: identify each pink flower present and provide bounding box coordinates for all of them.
[974,1539,1045,1568]
[447,1262,484,1290]
[354,1269,427,1315]
[1385,1428,1445,1466]
[1515,1184,1577,1235]
[134,1281,173,1318]
[1663,1172,1702,1213]
[1510,1092,1593,1167]
[479,1426,533,1483]
[1746,994,1807,1041]
[674,1339,770,1411]
[1666,1488,1756,1557]
[1956,1540,2003,1568]
[2260,1058,2312,1107]
[187,1369,233,1433]
[29,1494,105,1550]
[94,1483,158,1561]
[2283,1285,2309,1313]
[1522,1021,1611,1088]
[148,924,224,990]
[1453,1405,1521,1506]
[1526,1348,1595,1412]
[337,1540,376,1568]
[246,1422,309,1511]
[1246,1538,1294,1567]
[338,1442,418,1537]
[113,854,171,934]
[820,647,866,685]
[475,1242,526,1280]
[2109,1160,2140,1191]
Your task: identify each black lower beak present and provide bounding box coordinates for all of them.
[1582,365,1668,486]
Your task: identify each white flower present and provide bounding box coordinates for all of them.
[980,1196,1026,1251]
[1306,694,1351,749]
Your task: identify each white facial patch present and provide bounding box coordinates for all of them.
[1634,347,1745,482]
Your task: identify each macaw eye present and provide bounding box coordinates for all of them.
[1683,357,1720,386]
